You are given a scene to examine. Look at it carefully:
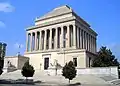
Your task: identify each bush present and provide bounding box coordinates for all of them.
[62,61,76,83]
[0,68,3,75]
[0,60,3,75]
[21,61,35,80]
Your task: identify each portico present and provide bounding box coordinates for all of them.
[26,24,96,53]
[24,5,97,70]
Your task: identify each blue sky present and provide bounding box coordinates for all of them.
[0,0,120,59]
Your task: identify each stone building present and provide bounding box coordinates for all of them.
[3,55,29,73]
[24,5,97,70]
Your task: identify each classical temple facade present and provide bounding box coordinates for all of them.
[24,5,97,70]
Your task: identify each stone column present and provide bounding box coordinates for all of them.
[95,37,97,53]
[92,36,94,53]
[89,34,91,52]
[88,34,90,51]
[82,30,85,49]
[86,33,87,50]
[94,38,95,53]
[44,30,47,50]
[30,32,33,51]
[39,31,42,50]
[26,33,28,52]
[84,31,87,50]
[93,37,95,53]
[35,32,37,51]
[86,33,88,50]
[89,35,91,52]
[60,26,63,48]
[90,36,92,52]
[49,29,52,49]
[66,25,70,48]
[87,34,89,51]
[92,37,94,53]
[79,28,82,49]
[77,26,79,48]
[55,28,58,49]
[73,25,76,48]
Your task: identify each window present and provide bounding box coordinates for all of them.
[73,58,77,67]
[89,57,91,67]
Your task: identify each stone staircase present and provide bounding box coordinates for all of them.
[0,70,23,80]
[100,75,120,86]
[0,70,117,85]
[100,75,117,81]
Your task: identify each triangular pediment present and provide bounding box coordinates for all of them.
[37,5,73,20]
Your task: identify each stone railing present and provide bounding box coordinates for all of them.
[46,66,118,78]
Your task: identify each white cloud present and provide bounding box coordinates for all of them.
[0,2,14,12]
[0,21,6,28]
[14,43,24,49]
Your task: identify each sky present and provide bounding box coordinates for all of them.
[0,0,120,59]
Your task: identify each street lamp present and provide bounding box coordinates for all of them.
[16,44,23,56]
[54,59,58,75]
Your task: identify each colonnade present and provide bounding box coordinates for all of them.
[26,24,96,53]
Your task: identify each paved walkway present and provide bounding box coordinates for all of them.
[0,70,117,86]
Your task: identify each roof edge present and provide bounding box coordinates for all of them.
[72,12,90,27]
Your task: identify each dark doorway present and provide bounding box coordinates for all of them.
[89,57,91,67]
[73,58,77,67]
[44,58,49,70]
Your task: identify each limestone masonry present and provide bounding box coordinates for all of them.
[24,5,98,70]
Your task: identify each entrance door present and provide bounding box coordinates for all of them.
[44,58,49,70]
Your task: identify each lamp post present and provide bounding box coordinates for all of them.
[54,59,58,75]
[16,44,23,56]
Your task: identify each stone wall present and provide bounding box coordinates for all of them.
[3,55,29,73]
[47,66,118,78]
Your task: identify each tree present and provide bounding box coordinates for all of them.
[21,61,35,81]
[92,46,119,67]
[0,43,7,75]
[62,61,76,83]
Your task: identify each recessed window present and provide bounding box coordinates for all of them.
[73,58,77,67]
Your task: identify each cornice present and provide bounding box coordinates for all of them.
[26,16,75,31]
[24,48,87,55]
[35,12,72,22]
[75,20,98,36]
[72,12,90,27]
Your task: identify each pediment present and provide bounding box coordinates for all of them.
[36,5,73,21]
